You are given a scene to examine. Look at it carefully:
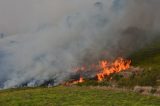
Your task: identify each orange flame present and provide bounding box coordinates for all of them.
[72,76,84,84]
[68,57,131,85]
[97,57,131,81]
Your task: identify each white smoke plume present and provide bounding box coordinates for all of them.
[0,0,159,88]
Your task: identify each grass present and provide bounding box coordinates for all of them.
[0,86,159,106]
[77,38,160,87]
[0,36,159,106]
[123,37,160,87]
[130,38,160,67]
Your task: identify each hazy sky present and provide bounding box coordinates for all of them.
[0,0,112,35]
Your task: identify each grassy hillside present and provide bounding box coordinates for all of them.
[124,37,160,87]
[0,86,159,106]
[77,38,160,88]
[0,36,159,106]
[130,38,160,67]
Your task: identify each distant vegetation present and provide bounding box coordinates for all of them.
[76,36,160,88]
[124,36,160,87]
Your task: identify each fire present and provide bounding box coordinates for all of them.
[67,57,131,85]
[97,57,131,81]
[79,76,84,83]
[72,76,84,84]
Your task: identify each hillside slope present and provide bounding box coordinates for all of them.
[126,37,160,87]
[0,37,159,106]
[0,86,159,106]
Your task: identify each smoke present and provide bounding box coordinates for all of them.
[0,0,159,88]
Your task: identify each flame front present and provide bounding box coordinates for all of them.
[97,57,131,81]
[68,57,131,85]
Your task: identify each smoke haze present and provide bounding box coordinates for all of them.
[0,0,159,88]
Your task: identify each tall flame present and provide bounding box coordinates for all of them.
[97,57,131,81]
[69,57,131,85]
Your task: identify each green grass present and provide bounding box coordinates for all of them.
[77,38,160,87]
[0,36,160,106]
[0,86,159,106]
[130,38,160,67]
[123,38,160,87]
[75,37,160,88]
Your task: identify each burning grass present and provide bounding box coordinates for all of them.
[0,36,159,106]
[64,38,160,88]
[67,57,131,85]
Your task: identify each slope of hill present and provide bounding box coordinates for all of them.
[126,37,160,87]
[0,36,159,106]
[130,37,160,67]
[77,37,160,88]
[0,86,159,106]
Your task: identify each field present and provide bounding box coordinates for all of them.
[0,86,160,106]
[0,37,160,106]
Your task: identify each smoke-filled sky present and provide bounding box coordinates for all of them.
[0,0,159,89]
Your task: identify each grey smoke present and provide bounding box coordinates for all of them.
[0,0,159,88]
